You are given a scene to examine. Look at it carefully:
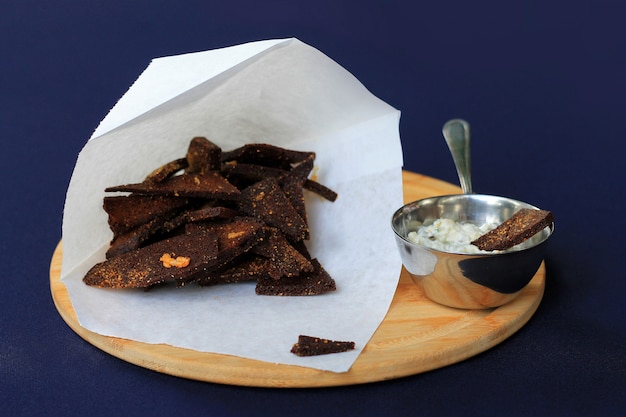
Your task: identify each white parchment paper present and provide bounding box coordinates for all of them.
[61,38,404,372]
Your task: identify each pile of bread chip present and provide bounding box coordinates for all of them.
[83,137,338,296]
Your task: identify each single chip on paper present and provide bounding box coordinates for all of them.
[290,335,356,356]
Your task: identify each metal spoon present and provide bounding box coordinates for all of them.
[442,119,473,194]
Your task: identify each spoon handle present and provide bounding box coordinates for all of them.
[442,119,473,194]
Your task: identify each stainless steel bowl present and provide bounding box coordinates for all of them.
[391,194,554,309]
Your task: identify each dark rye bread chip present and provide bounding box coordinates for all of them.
[103,194,189,237]
[186,217,266,285]
[83,229,219,289]
[279,176,307,222]
[106,207,240,260]
[290,335,355,357]
[185,217,266,256]
[197,254,270,286]
[255,258,336,296]
[186,136,221,174]
[158,206,240,238]
[221,162,287,184]
[221,143,314,170]
[303,178,338,202]
[90,217,266,289]
[251,227,313,279]
[106,217,164,259]
[471,208,554,251]
[276,155,313,220]
[222,148,336,202]
[222,159,314,220]
[183,206,239,221]
[289,238,313,261]
[144,158,188,183]
[105,171,240,200]
[238,177,309,241]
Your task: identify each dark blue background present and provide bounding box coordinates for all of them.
[2,1,624,416]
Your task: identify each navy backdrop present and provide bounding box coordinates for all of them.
[2,1,625,416]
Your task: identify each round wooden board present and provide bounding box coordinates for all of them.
[50,171,545,388]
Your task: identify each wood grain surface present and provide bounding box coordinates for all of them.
[49,171,545,387]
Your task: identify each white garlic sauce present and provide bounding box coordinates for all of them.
[407,218,498,254]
